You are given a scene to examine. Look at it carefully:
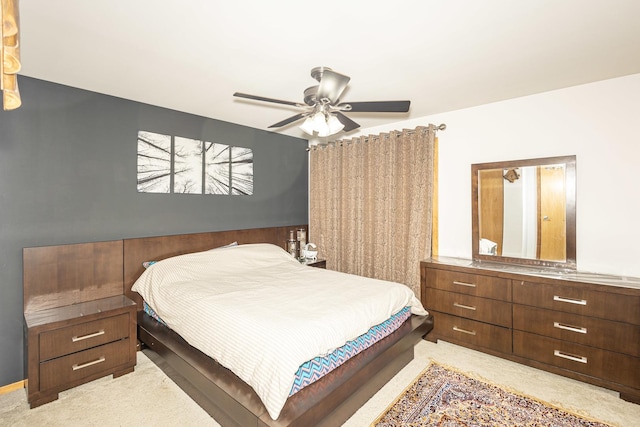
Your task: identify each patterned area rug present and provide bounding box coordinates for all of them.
[373,362,613,427]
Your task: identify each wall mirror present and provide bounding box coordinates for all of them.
[471,155,576,269]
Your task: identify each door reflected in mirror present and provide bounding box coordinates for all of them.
[472,155,576,269]
[478,164,566,261]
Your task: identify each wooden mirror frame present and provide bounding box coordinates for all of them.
[471,155,577,269]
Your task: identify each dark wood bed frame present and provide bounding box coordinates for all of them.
[30,225,433,427]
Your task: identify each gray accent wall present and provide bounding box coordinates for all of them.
[0,77,308,386]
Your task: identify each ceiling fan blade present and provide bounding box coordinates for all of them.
[316,70,350,104]
[268,113,307,128]
[335,112,360,132]
[338,100,411,112]
[234,92,303,107]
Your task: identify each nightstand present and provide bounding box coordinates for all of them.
[300,258,326,269]
[25,295,137,408]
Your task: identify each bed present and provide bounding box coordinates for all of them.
[123,226,434,427]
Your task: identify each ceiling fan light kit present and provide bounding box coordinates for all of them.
[234,66,410,138]
[300,110,345,137]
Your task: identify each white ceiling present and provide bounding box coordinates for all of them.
[18,0,640,139]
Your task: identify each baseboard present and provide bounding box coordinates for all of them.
[0,380,25,395]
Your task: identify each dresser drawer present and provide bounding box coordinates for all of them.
[513,281,640,324]
[513,331,640,389]
[39,338,132,391]
[39,313,130,361]
[431,312,512,354]
[424,268,511,301]
[513,305,640,357]
[424,288,512,327]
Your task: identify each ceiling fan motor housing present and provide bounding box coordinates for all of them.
[303,86,319,106]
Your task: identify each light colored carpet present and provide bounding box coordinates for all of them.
[0,351,218,427]
[1,340,638,426]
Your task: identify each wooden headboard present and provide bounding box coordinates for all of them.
[22,225,307,313]
[123,225,307,309]
[23,240,124,313]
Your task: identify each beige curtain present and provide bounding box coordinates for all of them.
[309,125,436,297]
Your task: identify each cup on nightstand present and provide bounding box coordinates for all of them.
[303,243,317,260]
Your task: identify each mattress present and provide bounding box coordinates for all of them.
[132,243,427,419]
[143,301,411,395]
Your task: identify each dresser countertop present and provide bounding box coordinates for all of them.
[424,256,640,290]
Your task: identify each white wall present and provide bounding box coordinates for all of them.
[351,73,640,277]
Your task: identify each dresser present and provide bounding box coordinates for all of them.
[421,257,640,403]
[23,240,137,408]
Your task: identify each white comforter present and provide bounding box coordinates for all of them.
[132,243,427,420]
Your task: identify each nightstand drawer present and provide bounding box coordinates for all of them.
[424,288,512,327]
[39,338,131,391]
[39,313,130,361]
[424,268,511,301]
[431,312,512,354]
[514,331,640,389]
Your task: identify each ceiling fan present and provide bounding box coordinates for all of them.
[233,67,411,137]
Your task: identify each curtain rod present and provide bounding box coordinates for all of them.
[398,123,446,136]
[308,123,446,150]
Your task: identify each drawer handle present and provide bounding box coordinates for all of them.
[453,281,477,288]
[72,356,106,371]
[453,302,477,311]
[553,296,587,306]
[72,330,105,342]
[553,350,587,364]
[553,322,587,334]
[452,326,477,336]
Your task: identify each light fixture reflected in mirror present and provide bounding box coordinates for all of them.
[1,0,22,110]
[299,111,345,137]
